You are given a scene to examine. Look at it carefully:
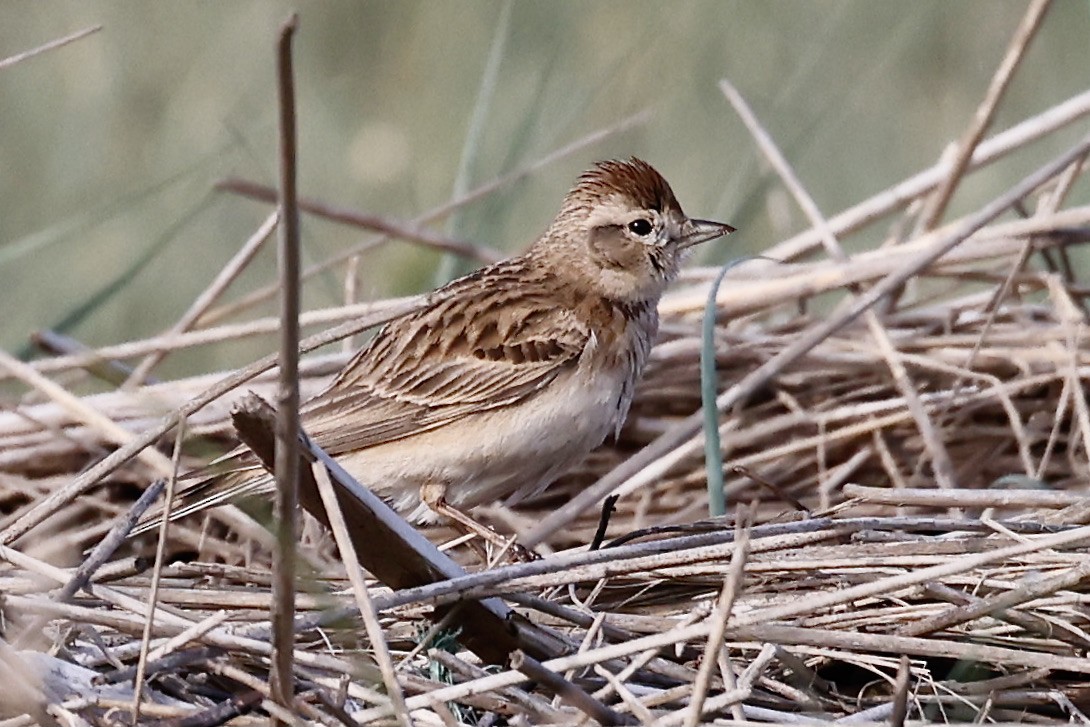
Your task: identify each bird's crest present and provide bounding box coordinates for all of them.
[568,158,682,214]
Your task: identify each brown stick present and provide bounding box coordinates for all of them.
[216,178,502,264]
[844,483,1089,508]
[271,13,301,720]
[508,650,632,726]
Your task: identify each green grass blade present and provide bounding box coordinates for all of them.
[700,258,752,517]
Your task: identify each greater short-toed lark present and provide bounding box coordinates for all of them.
[139,158,733,542]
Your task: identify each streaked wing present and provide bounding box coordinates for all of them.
[301,265,589,456]
[130,265,587,537]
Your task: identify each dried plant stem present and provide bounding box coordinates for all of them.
[901,560,1090,638]
[19,297,422,380]
[736,522,1090,627]
[728,624,1090,673]
[685,516,751,726]
[0,25,101,70]
[889,656,911,727]
[843,484,1089,508]
[131,423,186,724]
[206,109,650,327]
[216,178,500,263]
[311,463,411,726]
[271,13,301,719]
[509,650,626,726]
[145,610,232,662]
[918,0,1052,231]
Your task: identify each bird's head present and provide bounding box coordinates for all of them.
[539,158,734,302]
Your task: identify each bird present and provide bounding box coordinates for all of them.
[134,158,733,546]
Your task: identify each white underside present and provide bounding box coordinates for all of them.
[337,347,633,523]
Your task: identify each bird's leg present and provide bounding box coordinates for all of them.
[419,482,537,562]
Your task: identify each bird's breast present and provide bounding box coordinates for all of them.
[581,298,657,427]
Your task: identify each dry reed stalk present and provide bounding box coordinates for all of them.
[0,25,101,71]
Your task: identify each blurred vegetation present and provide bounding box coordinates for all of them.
[1,1,1087,379]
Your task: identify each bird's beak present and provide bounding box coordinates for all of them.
[677,218,735,250]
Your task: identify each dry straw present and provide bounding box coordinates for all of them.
[5,9,1090,725]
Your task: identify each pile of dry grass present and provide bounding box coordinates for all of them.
[5,20,1090,727]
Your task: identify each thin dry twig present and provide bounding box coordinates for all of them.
[131,423,186,723]
[917,0,1052,231]
[0,25,102,70]
[685,514,751,727]
[509,650,629,726]
[204,109,651,328]
[311,462,411,726]
[843,484,1089,508]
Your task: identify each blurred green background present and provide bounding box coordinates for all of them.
[1,2,1087,380]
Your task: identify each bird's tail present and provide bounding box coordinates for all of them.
[129,450,273,537]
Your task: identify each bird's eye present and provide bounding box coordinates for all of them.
[627,218,653,237]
